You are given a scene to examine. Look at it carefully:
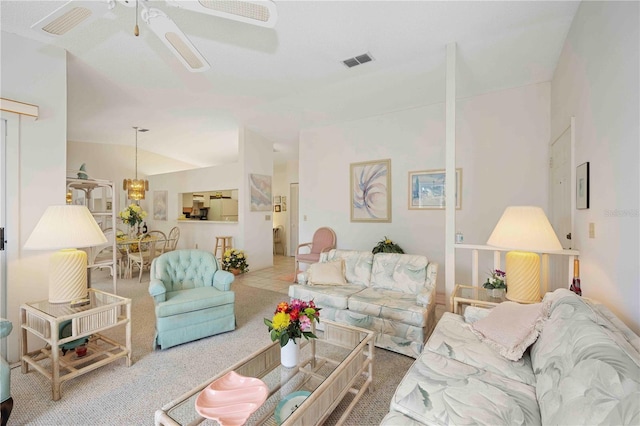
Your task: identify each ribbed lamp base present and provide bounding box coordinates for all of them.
[49,249,88,304]
[505,251,541,304]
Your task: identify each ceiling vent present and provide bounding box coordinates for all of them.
[342,52,374,68]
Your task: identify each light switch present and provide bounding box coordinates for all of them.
[589,222,595,238]
[265,215,271,221]
[304,215,308,221]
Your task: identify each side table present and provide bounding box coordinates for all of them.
[20,289,132,400]
[451,284,507,314]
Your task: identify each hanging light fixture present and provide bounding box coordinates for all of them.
[123,126,149,200]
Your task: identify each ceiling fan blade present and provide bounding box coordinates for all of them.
[31,0,111,36]
[165,0,277,28]
[142,7,211,73]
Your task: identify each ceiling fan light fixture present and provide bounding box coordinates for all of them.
[167,0,277,28]
[143,7,211,72]
[31,0,107,36]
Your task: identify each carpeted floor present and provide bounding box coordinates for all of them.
[8,267,416,425]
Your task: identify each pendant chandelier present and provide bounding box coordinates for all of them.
[123,126,149,200]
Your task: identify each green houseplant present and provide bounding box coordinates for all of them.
[372,236,404,254]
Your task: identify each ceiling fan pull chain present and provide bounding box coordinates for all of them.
[134,0,140,36]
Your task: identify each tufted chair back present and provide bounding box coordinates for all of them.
[151,249,220,292]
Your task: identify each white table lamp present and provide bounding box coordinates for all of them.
[487,206,562,303]
[24,205,107,303]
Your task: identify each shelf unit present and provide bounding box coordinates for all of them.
[66,177,118,294]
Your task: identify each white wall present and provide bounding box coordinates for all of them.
[240,128,275,270]
[299,82,551,292]
[67,141,198,216]
[1,32,67,362]
[550,1,639,333]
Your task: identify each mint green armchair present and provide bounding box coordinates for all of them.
[149,250,235,350]
[1,318,13,426]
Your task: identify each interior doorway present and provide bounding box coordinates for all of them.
[548,118,574,290]
[289,183,299,257]
[1,119,6,359]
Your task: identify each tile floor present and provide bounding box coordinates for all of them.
[233,255,295,295]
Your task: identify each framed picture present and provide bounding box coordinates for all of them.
[153,190,168,220]
[350,159,391,222]
[106,201,112,211]
[273,195,281,204]
[408,168,462,210]
[576,162,589,209]
[274,204,281,212]
[250,174,272,211]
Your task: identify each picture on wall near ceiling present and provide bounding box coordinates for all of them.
[350,159,391,222]
[408,169,462,210]
[153,190,168,220]
[274,204,281,212]
[250,174,272,211]
[274,195,281,204]
[576,162,589,209]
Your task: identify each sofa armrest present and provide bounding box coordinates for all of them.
[213,270,234,291]
[463,306,491,323]
[148,279,167,303]
[0,318,12,339]
[416,262,438,307]
[425,262,438,289]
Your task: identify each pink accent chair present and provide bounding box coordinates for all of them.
[294,227,336,282]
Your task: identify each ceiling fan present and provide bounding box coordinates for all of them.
[31,0,278,72]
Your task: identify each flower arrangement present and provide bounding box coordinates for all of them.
[372,236,404,254]
[222,248,249,273]
[119,203,147,227]
[483,269,507,289]
[264,299,321,347]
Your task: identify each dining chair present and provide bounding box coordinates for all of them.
[166,226,180,252]
[273,225,285,255]
[127,231,167,282]
[294,227,336,282]
[87,228,124,279]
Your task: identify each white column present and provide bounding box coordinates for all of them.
[445,42,457,310]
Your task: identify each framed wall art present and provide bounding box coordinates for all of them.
[153,190,168,220]
[250,174,272,211]
[274,204,281,212]
[408,168,462,210]
[576,162,589,209]
[350,159,391,222]
[273,195,281,204]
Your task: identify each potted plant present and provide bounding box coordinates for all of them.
[483,269,507,297]
[118,203,147,236]
[222,248,249,274]
[372,236,405,254]
[264,299,321,367]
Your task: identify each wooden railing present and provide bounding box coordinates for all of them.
[455,244,579,294]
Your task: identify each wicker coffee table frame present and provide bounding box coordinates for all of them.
[155,320,374,426]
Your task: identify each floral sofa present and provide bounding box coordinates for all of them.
[381,289,640,425]
[288,249,438,358]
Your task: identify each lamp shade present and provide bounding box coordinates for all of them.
[24,205,107,250]
[487,206,562,252]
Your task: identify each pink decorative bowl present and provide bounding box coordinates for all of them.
[195,371,269,426]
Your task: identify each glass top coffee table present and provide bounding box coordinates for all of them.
[154,320,374,426]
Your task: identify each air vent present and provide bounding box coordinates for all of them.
[342,52,374,68]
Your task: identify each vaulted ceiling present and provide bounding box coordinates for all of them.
[1,1,579,168]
